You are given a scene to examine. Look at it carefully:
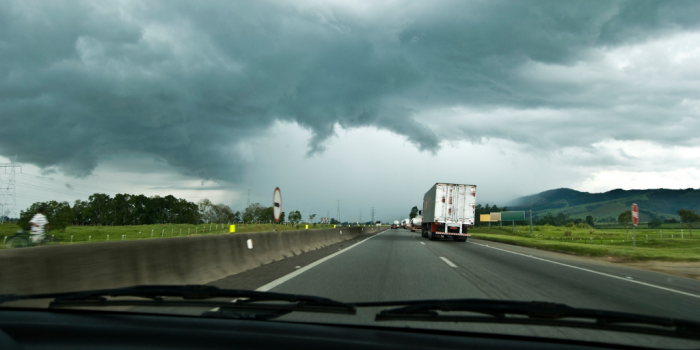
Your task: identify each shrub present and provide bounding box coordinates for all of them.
[564,231,572,236]
[565,222,575,228]
[576,223,589,229]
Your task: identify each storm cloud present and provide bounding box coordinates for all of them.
[1,0,699,182]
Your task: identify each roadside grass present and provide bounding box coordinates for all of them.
[470,226,700,261]
[0,222,340,248]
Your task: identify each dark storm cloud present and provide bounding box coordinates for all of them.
[0,0,698,181]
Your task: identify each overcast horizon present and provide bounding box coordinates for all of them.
[2,0,700,222]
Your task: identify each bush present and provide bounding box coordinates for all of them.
[565,222,575,228]
[564,231,572,236]
[576,223,589,229]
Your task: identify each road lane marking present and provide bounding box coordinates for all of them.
[420,242,426,245]
[440,257,458,268]
[468,241,700,300]
[256,230,388,292]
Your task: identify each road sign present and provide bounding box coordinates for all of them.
[632,203,639,226]
[501,211,525,221]
[273,187,282,223]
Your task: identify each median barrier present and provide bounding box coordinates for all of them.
[0,226,386,295]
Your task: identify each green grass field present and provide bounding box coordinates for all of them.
[0,222,341,248]
[470,225,700,261]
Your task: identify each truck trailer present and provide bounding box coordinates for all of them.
[420,183,476,242]
[410,216,422,232]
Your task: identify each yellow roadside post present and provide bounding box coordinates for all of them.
[305,224,309,229]
[230,225,236,233]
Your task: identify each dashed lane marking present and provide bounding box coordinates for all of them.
[440,257,458,268]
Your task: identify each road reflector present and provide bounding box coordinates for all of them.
[246,239,253,249]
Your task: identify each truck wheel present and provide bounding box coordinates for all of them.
[429,232,438,241]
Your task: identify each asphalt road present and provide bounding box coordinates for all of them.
[233,228,700,348]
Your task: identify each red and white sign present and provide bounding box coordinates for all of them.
[632,203,639,226]
[273,187,282,223]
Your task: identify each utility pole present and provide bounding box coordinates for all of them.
[359,209,362,224]
[529,209,533,235]
[0,160,21,223]
[371,207,375,223]
[246,189,250,208]
[336,200,340,224]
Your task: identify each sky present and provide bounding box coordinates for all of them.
[1,0,699,222]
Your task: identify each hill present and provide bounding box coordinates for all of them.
[508,188,700,223]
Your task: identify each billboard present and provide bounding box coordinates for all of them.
[501,211,525,221]
[480,214,493,222]
[489,212,501,221]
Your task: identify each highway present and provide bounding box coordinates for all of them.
[211,227,700,347]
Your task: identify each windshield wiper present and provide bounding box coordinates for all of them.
[355,299,700,341]
[0,285,355,320]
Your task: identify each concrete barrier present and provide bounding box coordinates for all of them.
[0,226,386,295]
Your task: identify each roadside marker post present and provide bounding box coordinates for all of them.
[632,203,639,251]
[230,225,236,233]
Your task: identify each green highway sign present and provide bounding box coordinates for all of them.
[500,211,525,221]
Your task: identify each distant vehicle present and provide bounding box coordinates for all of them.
[402,219,411,229]
[420,183,476,242]
[393,220,399,226]
[409,216,422,232]
[390,224,398,229]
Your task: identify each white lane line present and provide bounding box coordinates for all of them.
[468,241,700,300]
[440,257,458,268]
[256,230,387,292]
[420,242,426,245]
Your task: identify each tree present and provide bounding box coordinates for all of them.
[288,210,302,224]
[618,211,632,239]
[232,211,242,223]
[198,198,216,223]
[647,218,662,229]
[678,209,699,238]
[330,218,339,225]
[243,203,264,223]
[88,193,111,226]
[585,215,595,228]
[309,214,316,223]
[409,206,419,219]
[279,212,285,224]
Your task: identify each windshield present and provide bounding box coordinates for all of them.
[1,1,699,349]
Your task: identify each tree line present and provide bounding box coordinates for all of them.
[15,192,338,232]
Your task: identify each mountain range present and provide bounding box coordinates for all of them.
[508,188,700,223]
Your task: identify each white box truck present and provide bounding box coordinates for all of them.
[420,183,476,242]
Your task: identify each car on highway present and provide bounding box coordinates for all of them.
[391,224,398,229]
